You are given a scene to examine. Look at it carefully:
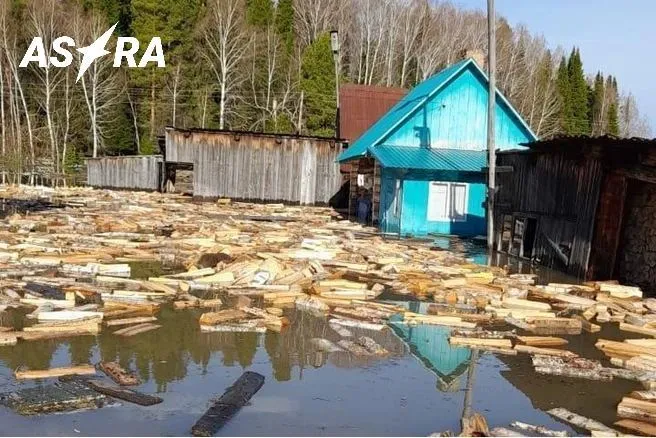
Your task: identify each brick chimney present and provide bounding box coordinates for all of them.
[462,49,486,71]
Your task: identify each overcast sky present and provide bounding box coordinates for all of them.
[453,0,655,131]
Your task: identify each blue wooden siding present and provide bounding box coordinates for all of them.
[383,68,533,150]
[379,168,486,237]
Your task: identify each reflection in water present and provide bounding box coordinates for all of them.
[0,308,407,392]
[390,302,471,392]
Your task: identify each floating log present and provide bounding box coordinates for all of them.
[79,378,162,406]
[15,365,96,380]
[98,362,140,386]
[547,408,619,436]
[191,371,265,436]
[509,421,567,437]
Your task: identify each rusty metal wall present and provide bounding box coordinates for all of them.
[166,128,343,204]
[339,84,406,143]
[86,156,162,190]
[496,151,603,278]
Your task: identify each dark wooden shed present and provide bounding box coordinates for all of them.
[494,136,656,293]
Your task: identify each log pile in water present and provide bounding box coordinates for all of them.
[5,186,656,429]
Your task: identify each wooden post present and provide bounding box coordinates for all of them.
[486,0,496,250]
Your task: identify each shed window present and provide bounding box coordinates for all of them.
[427,181,469,222]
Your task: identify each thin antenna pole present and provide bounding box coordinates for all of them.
[487,0,496,250]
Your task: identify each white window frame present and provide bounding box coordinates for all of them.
[427,181,469,222]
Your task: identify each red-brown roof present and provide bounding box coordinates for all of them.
[339,84,407,144]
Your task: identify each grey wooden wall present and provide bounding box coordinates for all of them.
[496,151,603,278]
[166,129,343,204]
[86,156,162,190]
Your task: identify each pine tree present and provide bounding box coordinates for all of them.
[301,33,336,137]
[131,0,202,150]
[275,0,294,54]
[556,56,571,134]
[567,48,590,135]
[590,72,604,135]
[606,75,620,136]
[246,0,274,27]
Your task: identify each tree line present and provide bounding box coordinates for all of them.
[0,0,651,183]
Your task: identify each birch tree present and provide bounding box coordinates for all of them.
[202,0,247,129]
[76,12,124,157]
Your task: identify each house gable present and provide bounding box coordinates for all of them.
[337,58,537,163]
[382,65,535,151]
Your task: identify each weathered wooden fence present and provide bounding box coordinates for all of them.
[86,156,162,190]
[166,128,343,204]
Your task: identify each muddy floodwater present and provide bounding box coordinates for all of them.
[0,242,641,436]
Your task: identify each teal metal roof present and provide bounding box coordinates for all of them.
[337,58,537,163]
[370,146,487,171]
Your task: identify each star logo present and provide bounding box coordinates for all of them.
[76,22,118,83]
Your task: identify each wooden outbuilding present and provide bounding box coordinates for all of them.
[495,135,656,292]
[163,128,344,204]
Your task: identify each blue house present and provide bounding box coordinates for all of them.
[337,58,537,237]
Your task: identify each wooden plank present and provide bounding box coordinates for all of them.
[113,323,161,337]
[516,336,568,347]
[614,419,656,436]
[449,337,512,349]
[514,345,577,357]
[15,365,96,380]
[104,316,157,327]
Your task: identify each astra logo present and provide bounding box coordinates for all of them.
[19,22,165,83]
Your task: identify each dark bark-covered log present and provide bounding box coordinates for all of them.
[191,371,265,437]
[84,379,162,406]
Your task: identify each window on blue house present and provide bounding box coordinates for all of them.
[427,182,468,222]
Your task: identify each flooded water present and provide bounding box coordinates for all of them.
[0,236,637,436]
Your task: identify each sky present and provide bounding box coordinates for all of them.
[453,0,655,130]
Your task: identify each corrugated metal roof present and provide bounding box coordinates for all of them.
[370,146,487,171]
[337,58,537,163]
[339,84,407,143]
